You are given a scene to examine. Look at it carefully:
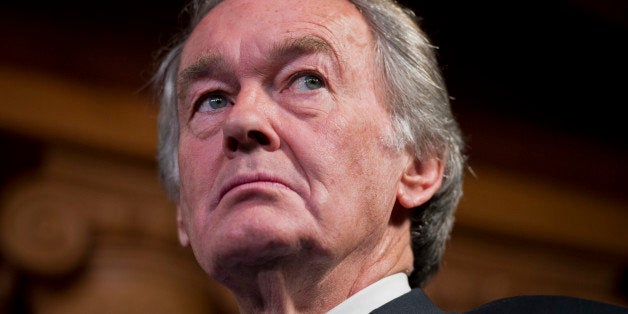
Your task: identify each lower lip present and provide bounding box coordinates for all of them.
[222,181,290,200]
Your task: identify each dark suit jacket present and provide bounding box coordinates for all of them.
[371,289,628,314]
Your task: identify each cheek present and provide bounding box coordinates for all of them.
[335,111,402,197]
[177,136,224,249]
[329,111,389,168]
[177,134,223,203]
[309,109,399,192]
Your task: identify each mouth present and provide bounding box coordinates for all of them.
[218,173,291,202]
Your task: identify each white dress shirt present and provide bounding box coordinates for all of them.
[326,273,411,314]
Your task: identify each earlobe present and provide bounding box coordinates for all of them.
[176,207,190,247]
[397,156,444,209]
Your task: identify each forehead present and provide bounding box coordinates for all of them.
[181,0,374,67]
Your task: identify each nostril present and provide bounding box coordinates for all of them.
[224,130,273,154]
[248,131,270,146]
[226,137,239,151]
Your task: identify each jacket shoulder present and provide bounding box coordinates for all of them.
[465,295,628,314]
[371,289,447,314]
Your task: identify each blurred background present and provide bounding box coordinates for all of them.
[1,0,626,313]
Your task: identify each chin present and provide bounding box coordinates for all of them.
[198,213,316,276]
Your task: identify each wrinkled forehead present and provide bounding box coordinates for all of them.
[180,0,375,68]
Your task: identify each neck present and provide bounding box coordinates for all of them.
[225,219,414,314]
[236,269,344,314]
[226,256,351,313]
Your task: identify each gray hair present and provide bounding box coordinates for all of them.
[152,0,465,288]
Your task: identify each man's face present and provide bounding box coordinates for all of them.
[176,0,411,280]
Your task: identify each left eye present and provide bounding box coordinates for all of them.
[292,74,325,91]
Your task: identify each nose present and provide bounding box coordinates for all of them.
[222,87,280,156]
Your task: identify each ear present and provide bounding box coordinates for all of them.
[176,206,190,247]
[397,155,444,209]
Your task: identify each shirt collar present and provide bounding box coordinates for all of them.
[326,273,411,314]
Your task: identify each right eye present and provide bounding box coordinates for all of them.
[195,93,230,112]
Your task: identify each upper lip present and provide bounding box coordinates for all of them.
[218,173,291,201]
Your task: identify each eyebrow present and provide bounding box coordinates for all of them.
[177,53,232,101]
[269,35,336,63]
[177,35,337,100]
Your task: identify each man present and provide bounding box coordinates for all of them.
[152,0,627,313]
